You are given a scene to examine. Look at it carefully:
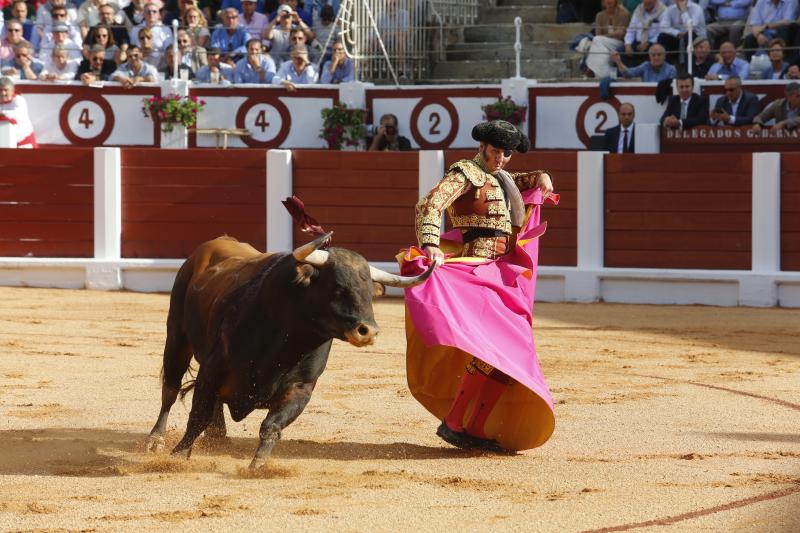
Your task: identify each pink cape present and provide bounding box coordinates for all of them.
[401,188,557,450]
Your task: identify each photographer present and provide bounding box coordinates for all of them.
[368,113,411,151]
[264,4,300,63]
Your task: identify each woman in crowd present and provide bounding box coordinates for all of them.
[585,0,630,78]
[82,23,121,63]
[182,5,210,48]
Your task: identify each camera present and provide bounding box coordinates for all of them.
[385,125,397,135]
[281,13,291,19]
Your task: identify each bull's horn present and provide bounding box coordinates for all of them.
[292,232,333,266]
[369,262,438,288]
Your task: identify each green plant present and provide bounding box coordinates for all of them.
[142,94,206,133]
[481,96,527,126]
[320,103,366,150]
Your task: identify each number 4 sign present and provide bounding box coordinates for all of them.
[59,94,114,146]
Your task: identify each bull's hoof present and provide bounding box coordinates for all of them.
[146,435,165,453]
[171,447,192,460]
[248,456,268,471]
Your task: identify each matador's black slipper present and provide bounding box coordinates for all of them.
[436,422,508,454]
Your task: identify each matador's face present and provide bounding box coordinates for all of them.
[480,143,512,173]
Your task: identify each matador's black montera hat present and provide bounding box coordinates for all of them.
[471,120,530,153]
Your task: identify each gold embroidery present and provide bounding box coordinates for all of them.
[467,357,495,375]
[486,202,508,216]
[448,214,512,233]
[448,158,492,188]
[485,189,504,201]
[415,171,470,247]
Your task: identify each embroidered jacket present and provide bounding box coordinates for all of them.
[415,154,544,249]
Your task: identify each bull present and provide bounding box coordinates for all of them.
[146,233,435,469]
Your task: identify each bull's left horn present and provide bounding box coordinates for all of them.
[370,262,438,288]
[293,232,333,266]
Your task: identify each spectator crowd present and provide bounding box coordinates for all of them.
[572,0,800,82]
[0,0,355,86]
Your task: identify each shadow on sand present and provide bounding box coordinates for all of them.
[0,427,483,477]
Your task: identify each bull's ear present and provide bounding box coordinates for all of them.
[372,281,386,299]
[294,264,318,287]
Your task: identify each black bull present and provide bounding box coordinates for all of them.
[146,233,435,469]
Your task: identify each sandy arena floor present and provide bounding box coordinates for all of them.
[0,286,799,532]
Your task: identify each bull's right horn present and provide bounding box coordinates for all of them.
[293,232,333,266]
[369,262,438,288]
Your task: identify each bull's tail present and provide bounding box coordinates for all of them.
[178,378,197,401]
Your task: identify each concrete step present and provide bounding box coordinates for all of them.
[463,22,591,43]
[445,41,565,61]
[477,5,555,24]
[430,58,571,81]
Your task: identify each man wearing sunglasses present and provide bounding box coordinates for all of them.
[709,75,760,126]
[110,44,158,87]
[75,43,117,84]
[407,120,555,453]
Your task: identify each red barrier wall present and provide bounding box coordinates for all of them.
[0,148,94,257]
[444,150,578,266]
[604,154,752,270]
[781,154,800,271]
[121,149,266,258]
[292,151,418,261]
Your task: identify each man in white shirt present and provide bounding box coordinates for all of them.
[111,44,158,86]
[624,0,667,60]
[656,0,706,62]
[130,2,172,51]
[38,22,83,62]
[272,45,318,90]
[39,44,80,81]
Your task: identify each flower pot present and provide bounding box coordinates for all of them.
[161,124,187,149]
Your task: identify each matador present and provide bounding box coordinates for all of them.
[402,120,556,452]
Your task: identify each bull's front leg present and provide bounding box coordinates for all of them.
[249,381,316,469]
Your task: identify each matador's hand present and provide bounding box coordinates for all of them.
[535,172,554,198]
[423,245,444,266]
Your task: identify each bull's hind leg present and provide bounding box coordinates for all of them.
[249,381,316,470]
[147,323,193,452]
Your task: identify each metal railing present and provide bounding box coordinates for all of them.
[339,0,478,84]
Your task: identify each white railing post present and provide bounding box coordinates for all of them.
[266,149,294,252]
[171,19,179,86]
[566,151,605,302]
[514,16,522,79]
[740,152,781,306]
[89,147,123,290]
[418,150,444,199]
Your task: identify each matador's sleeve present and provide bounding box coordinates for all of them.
[414,170,471,248]
[511,170,550,191]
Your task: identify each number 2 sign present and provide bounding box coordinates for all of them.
[574,96,621,148]
[410,97,458,149]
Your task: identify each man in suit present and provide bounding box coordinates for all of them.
[709,75,760,126]
[604,102,636,153]
[661,72,709,130]
[752,82,800,132]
